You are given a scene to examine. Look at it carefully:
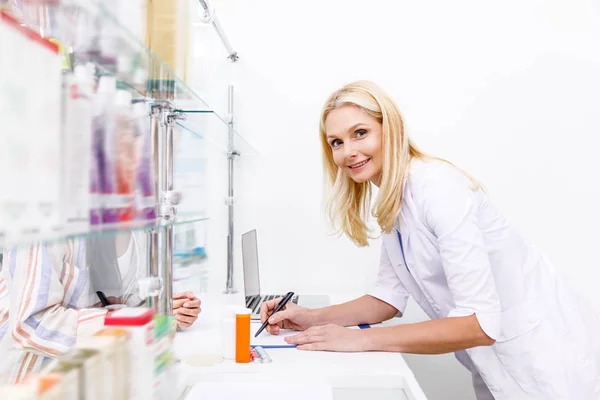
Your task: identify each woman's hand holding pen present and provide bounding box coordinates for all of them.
[260,297,315,334]
[285,324,370,352]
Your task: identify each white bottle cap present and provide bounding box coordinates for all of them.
[236,308,252,316]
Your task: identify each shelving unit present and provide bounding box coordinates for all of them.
[0,213,209,248]
[0,0,251,318]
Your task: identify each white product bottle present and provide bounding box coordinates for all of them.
[61,64,93,231]
[91,76,117,225]
[32,28,62,235]
[104,307,155,400]
[221,305,239,360]
[0,13,46,241]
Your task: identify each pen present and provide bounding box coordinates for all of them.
[254,291,294,337]
[96,291,110,307]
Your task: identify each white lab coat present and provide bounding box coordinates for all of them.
[368,159,600,400]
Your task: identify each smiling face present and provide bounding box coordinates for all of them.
[324,105,383,186]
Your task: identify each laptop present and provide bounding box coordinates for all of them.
[242,229,330,320]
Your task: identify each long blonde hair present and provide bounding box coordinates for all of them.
[319,80,479,247]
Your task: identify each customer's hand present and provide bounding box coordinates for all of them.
[173,291,201,328]
[260,297,314,335]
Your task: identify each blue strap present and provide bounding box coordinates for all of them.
[397,229,411,274]
[396,230,405,262]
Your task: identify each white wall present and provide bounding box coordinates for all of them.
[187,1,600,399]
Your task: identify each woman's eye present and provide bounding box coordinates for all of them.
[331,139,342,148]
[355,129,367,138]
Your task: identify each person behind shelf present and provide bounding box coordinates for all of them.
[0,232,201,384]
[259,81,600,400]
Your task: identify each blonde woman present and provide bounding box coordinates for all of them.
[260,81,600,399]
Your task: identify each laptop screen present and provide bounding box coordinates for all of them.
[242,229,260,298]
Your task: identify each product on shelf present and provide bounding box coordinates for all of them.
[114,90,136,222]
[61,63,94,231]
[0,0,212,245]
[134,101,157,220]
[0,373,70,400]
[45,348,103,400]
[95,76,120,224]
[94,327,131,400]
[75,335,121,400]
[0,10,62,240]
[0,384,37,400]
[89,76,158,228]
[104,307,155,400]
[152,315,177,398]
[0,309,182,399]
[0,0,164,242]
[145,0,190,98]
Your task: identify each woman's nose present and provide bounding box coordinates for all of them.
[344,142,357,159]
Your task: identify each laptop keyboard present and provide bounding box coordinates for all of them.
[246,294,299,314]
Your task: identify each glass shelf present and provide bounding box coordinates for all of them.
[0,213,208,249]
[176,110,257,155]
[0,0,256,153]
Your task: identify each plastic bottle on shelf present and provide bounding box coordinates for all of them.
[113,89,136,222]
[91,75,118,225]
[133,101,156,221]
[61,64,93,232]
[104,308,155,400]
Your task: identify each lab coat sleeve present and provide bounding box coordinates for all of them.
[422,167,502,341]
[7,243,107,358]
[367,243,410,316]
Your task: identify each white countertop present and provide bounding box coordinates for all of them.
[172,292,428,400]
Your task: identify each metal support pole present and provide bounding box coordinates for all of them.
[159,107,174,316]
[197,0,239,62]
[146,104,162,312]
[145,101,184,316]
[225,85,239,293]
[157,109,184,316]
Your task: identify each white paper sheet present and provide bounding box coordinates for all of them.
[251,322,299,347]
[250,322,372,348]
[186,382,333,400]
